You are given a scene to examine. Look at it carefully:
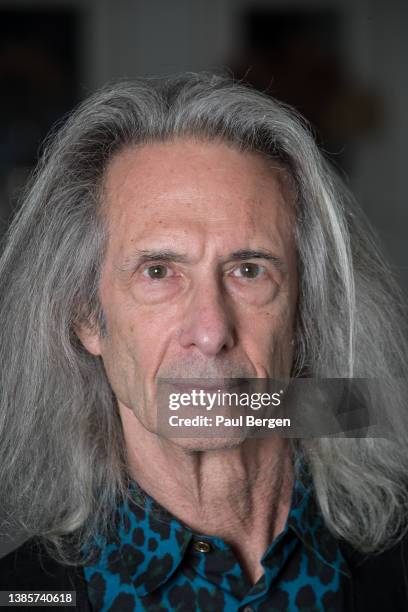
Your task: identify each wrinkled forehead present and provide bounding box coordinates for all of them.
[102,136,297,205]
[100,138,298,262]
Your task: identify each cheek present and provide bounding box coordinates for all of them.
[98,320,151,415]
[240,287,296,338]
[102,299,175,381]
[237,297,296,372]
[104,318,147,372]
[259,313,293,354]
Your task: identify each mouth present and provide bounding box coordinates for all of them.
[159,378,252,393]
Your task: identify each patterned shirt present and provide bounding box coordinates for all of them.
[83,469,351,611]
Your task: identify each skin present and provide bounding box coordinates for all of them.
[78,138,298,584]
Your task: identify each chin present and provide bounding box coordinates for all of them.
[165,434,248,453]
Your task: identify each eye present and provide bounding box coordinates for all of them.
[232,262,265,279]
[142,264,173,280]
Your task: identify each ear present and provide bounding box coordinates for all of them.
[75,322,103,356]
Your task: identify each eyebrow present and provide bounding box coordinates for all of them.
[229,250,284,268]
[118,250,189,271]
[118,248,285,271]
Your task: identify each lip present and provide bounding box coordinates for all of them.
[160,378,251,393]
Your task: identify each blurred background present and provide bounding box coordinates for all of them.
[0,0,407,289]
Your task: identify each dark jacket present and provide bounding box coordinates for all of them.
[1,535,408,611]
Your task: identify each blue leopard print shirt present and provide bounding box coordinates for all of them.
[83,471,351,611]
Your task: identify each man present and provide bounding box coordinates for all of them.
[0,73,408,611]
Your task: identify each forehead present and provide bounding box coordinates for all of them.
[102,138,296,259]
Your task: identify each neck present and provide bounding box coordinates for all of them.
[120,403,295,584]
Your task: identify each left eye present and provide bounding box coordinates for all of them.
[232,262,265,279]
[142,264,173,280]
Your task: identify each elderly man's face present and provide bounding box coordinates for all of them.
[79,139,298,434]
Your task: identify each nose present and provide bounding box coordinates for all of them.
[178,278,235,356]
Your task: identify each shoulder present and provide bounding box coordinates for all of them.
[339,531,408,611]
[0,538,91,611]
[0,538,73,589]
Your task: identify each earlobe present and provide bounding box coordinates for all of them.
[74,323,103,356]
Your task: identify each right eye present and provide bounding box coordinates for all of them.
[142,264,174,280]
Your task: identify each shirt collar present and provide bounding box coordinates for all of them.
[87,464,350,597]
[284,474,351,578]
[114,481,193,596]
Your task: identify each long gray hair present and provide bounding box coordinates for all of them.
[1,73,407,564]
